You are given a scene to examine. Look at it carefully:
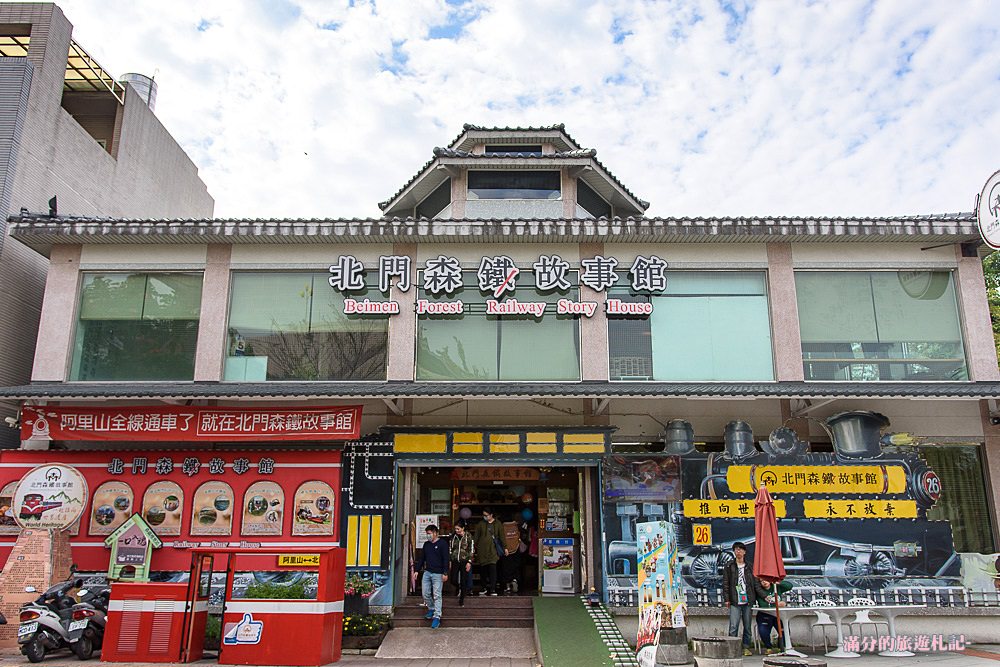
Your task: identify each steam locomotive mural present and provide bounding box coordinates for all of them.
[603,411,960,606]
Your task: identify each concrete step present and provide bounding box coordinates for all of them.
[398,594,534,609]
[394,595,535,628]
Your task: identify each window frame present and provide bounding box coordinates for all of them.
[413,269,582,382]
[606,269,776,383]
[794,268,969,383]
[466,169,563,201]
[68,270,204,383]
[223,270,390,383]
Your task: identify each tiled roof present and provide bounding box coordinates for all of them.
[447,123,583,150]
[380,124,649,212]
[432,148,597,159]
[5,213,981,255]
[2,381,998,401]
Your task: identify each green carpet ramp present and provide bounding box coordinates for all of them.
[533,596,639,667]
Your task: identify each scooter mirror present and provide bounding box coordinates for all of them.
[24,586,35,593]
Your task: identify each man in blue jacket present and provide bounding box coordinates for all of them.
[415,524,449,628]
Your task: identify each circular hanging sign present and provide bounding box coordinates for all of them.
[12,464,88,530]
[977,170,1000,250]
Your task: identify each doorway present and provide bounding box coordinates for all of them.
[400,465,598,600]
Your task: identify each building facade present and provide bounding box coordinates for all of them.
[1,125,998,636]
[0,2,214,446]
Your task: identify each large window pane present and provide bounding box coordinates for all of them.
[918,444,995,553]
[609,271,773,381]
[415,272,580,381]
[71,273,202,381]
[796,271,967,381]
[225,273,387,381]
[467,171,561,200]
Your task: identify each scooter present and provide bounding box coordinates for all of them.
[65,587,111,660]
[17,579,82,662]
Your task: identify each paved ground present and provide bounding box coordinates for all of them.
[375,628,536,660]
[1,644,998,666]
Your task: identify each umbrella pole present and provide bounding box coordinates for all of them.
[774,588,784,649]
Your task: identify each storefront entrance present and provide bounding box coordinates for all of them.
[397,464,600,601]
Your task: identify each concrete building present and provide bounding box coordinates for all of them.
[1,125,999,646]
[0,2,213,445]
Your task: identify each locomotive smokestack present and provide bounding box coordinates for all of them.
[826,411,889,459]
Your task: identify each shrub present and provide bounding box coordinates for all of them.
[342,614,391,637]
[244,580,309,599]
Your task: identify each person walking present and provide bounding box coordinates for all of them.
[753,577,793,654]
[414,524,449,628]
[473,508,504,596]
[722,541,755,656]
[449,519,475,605]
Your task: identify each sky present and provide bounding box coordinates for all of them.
[54,0,1000,220]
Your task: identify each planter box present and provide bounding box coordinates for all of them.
[345,594,371,616]
[342,629,388,650]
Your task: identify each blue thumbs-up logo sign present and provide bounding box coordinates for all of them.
[223,613,263,645]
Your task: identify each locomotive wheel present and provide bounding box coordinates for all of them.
[684,550,733,589]
[824,551,896,589]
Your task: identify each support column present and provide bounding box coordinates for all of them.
[580,242,609,381]
[387,243,417,382]
[766,243,804,381]
[449,170,466,219]
[956,248,1000,381]
[979,401,1000,551]
[562,169,578,218]
[193,244,232,382]
[31,245,82,382]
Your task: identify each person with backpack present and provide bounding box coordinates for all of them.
[449,519,475,605]
[473,508,504,596]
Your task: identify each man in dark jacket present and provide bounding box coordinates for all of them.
[721,542,755,656]
[415,524,449,628]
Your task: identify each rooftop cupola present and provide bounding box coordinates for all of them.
[379,124,649,220]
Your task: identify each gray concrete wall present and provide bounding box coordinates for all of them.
[0,3,213,445]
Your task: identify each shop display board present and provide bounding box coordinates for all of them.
[0,449,342,572]
[636,520,684,667]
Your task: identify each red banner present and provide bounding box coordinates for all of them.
[21,405,362,442]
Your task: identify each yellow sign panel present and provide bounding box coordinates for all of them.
[277,553,321,567]
[727,465,907,495]
[802,499,917,519]
[683,499,787,519]
[692,524,712,545]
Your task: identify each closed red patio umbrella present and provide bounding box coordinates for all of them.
[753,485,787,643]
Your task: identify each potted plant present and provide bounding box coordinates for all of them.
[341,614,391,650]
[344,573,377,615]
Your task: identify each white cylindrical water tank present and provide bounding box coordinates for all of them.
[119,72,157,111]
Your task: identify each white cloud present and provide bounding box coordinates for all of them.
[53,0,1000,218]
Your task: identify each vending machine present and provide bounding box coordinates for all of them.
[541,537,578,593]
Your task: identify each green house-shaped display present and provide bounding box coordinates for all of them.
[104,513,162,581]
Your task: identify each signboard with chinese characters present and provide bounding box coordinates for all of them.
[88,481,134,536]
[277,554,320,567]
[142,481,185,535]
[241,481,284,536]
[450,467,540,481]
[978,170,1000,250]
[802,499,918,519]
[292,481,335,536]
[105,513,161,581]
[636,519,684,667]
[683,499,788,519]
[727,465,907,495]
[0,449,343,572]
[190,481,235,536]
[21,405,362,442]
[603,456,680,503]
[326,252,670,318]
[13,464,88,530]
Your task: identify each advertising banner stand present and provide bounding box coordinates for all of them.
[636,520,686,667]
